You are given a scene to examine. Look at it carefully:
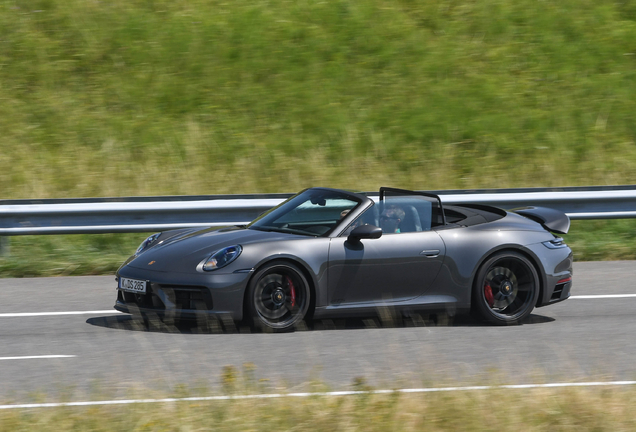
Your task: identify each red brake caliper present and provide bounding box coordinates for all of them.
[484,282,494,307]
[286,276,296,307]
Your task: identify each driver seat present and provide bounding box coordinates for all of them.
[400,205,422,233]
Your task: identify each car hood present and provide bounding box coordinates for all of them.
[125,226,296,273]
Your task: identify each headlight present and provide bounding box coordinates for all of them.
[136,233,161,255]
[202,245,242,271]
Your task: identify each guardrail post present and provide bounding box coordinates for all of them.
[0,237,9,257]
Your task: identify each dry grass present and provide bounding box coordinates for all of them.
[2,385,636,431]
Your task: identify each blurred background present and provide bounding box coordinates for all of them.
[2,0,636,275]
[2,0,636,199]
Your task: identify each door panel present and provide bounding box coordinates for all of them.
[327,231,446,305]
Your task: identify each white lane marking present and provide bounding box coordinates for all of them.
[570,294,636,299]
[0,310,122,318]
[1,380,635,410]
[0,355,76,361]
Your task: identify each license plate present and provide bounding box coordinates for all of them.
[119,277,147,294]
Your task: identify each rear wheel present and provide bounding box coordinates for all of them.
[247,262,310,332]
[473,251,539,325]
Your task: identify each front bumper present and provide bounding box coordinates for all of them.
[115,266,252,320]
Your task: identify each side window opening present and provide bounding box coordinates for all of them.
[379,188,446,234]
[379,200,433,233]
[342,204,378,237]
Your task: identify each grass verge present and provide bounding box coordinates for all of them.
[2,385,636,431]
[0,233,144,278]
[1,219,635,278]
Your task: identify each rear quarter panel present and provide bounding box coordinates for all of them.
[432,213,556,308]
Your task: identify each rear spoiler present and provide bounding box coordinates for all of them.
[512,206,570,234]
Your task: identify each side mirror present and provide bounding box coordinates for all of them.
[347,224,382,244]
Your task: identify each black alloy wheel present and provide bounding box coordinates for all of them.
[473,251,539,325]
[247,261,310,331]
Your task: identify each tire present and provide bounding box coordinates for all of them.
[247,261,311,332]
[472,251,539,325]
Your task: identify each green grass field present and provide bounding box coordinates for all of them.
[2,0,636,198]
[2,0,636,275]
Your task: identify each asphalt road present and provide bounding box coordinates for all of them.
[1,261,635,401]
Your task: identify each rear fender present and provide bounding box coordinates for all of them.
[467,245,547,311]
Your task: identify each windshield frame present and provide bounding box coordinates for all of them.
[247,188,369,237]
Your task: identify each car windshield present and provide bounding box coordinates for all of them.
[248,189,362,236]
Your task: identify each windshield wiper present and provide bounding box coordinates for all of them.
[249,225,285,233]
[249,226,314,236]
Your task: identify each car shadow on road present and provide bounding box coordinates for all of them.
[86,312,555,334]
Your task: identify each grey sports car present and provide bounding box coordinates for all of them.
[115,187,573,329]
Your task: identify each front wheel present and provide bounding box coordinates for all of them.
[472,251,539,325]
[246,262,311,332]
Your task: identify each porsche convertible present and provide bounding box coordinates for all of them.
[115,187,573,329]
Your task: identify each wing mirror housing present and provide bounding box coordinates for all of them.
[347,224,382,244]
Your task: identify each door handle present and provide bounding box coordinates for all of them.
[420,250,440,257]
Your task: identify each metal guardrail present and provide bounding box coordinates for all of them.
[1,186,636,237]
